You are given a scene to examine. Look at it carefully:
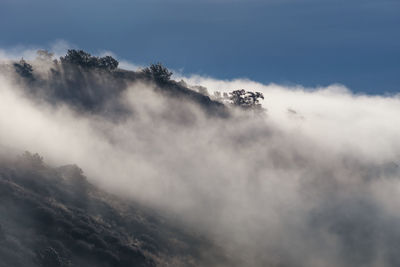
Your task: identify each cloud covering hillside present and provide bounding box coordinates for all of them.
[1,50,400,266]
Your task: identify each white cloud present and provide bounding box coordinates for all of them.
[181,74,400,162]
[1,52,400,266]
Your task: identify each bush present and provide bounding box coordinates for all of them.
[97,56,119,71]
[60,50,119,71]
[227,89,265,112]
[60,50,94,67]
[142,63,173,83]
[13,59,34,79]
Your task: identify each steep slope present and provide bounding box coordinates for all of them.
[0,51,233,267]
[1,53,227,117]
[2,49,400,267]
[0,152,228,267]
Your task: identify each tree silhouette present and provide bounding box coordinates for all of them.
[60,50,119,71]
[13,59,34,79]
[60,50,94,67]
[228,89,264,111]
[98,55,119,71]
[142,63,173,83]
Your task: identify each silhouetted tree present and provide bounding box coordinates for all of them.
[60,49,119,71]
[228,89,264,111]
[60,49,94,67]
[13,59,34,79]
[98,55,119,71]
[142,63,173,83]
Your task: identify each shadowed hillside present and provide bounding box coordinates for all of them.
[1,50,228,117]
[0,50,265,267]
[2,49,400,267]
[0,152,229,267]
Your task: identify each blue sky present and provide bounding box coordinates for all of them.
[0,0,399,94]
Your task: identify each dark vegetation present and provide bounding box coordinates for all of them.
[214,89,265,112]
[142,63,173,83]
[0,49,266,266]
[3,49,232,117]
[4,49,267,117]
[13,59,34,80]
[60,50,119,71]
[0,152,229,267]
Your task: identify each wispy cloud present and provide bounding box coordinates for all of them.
[1,51,400,266]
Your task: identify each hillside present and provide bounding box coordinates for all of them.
[1,50,227,117]
[2,49,400,267]
[0,50,236,267]
[0,152,228,267]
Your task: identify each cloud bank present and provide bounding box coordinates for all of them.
[1,53,400,266]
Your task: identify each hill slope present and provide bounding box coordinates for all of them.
[0,152,228,267]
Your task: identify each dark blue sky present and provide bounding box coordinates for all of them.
[0,0,399,94]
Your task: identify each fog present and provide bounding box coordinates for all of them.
[1,54,400,266]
